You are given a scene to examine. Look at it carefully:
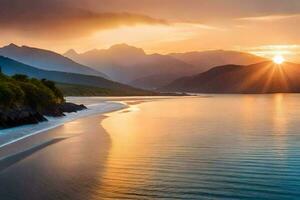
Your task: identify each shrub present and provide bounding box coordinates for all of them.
[18,81,56,110]
[12,74,29,82]
[41,79,64,103]
[0,82,24,108]
[0,73,65,111]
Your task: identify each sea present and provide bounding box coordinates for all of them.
[1,95,300,199]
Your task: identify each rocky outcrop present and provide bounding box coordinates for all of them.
[0,103,87,129]
[58,102,87,113]
[42,102,87,117]
[0,107,47,128]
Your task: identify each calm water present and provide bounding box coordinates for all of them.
[98,94,300,199]
[1,95,300,200]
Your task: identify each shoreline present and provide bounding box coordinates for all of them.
[0,100,128,152]
[0,112,115,199]
[0,96,172,158]
[0,113,111,160]
[0,96,177,163]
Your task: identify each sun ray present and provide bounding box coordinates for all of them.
[262,65,276,93]
[276,64,290,91]
[238,62,273,92]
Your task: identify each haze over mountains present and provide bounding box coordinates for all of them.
[65,44,266,89]
[0,43,279,94]
[0,44,108,78]
[0,55,152,95]
[65,44,197,88]
[170,50,266,72]
[162,61,300,93]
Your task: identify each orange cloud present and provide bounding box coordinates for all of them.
[237,14,300,22]
[0,0,168,39]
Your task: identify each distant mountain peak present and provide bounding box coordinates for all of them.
[109,43,135,49]
[108,43,146,56]
[0,44,108,78]
[64,49,78,57]
[3,43,19,49]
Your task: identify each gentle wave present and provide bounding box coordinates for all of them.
[98,95,300,199]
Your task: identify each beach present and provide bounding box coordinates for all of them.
[0,110,114,199]
[0,97,134,200]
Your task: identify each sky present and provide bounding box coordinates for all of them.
[1,0,300,61]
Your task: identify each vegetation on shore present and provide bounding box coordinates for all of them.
[0,72,64,111]
[0,71,87,129]
[0,70,180,128]
[56,83,159,96]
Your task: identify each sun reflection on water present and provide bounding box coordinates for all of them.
[95,96,300,199]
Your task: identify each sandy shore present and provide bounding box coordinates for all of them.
[0,113,112,200]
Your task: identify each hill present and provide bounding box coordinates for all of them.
[129,74,182,90]
[169,50,266,72]
[0,56,155,95]
[56,83,158,96]
[161,61,300,93]
[0,44,108,78]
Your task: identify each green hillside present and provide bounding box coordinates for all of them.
[0,56,155,95]
[0,73,63,111]
[56,83,158,96]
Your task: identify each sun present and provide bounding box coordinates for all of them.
[273,55,285,64]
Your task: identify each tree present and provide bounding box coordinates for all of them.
[0,82,24,108]
[12,74,29,82]
[41,79,64,103]
[0,73,65,110]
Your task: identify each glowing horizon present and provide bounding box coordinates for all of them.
[1,0,300,62]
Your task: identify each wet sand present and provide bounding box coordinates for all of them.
[0,114,111,200]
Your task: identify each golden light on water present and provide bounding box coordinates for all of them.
[273,55,285,64]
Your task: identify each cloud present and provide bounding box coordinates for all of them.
[84,0,300,23]
[1,0,300,58]
[239,45,300,62]
[237,14,300,22]
[0,0,168,38]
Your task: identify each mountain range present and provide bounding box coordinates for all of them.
[65,44,266,89]
[161,61,300,93]
[0,44,108,78]
[2,43,287,95]
[65,44,197,88]
[0,56,153,95]
[170,50,266,72]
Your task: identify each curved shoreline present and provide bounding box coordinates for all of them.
[0,101,128,150]
[0,112,115,199]
[0,96,173,161]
